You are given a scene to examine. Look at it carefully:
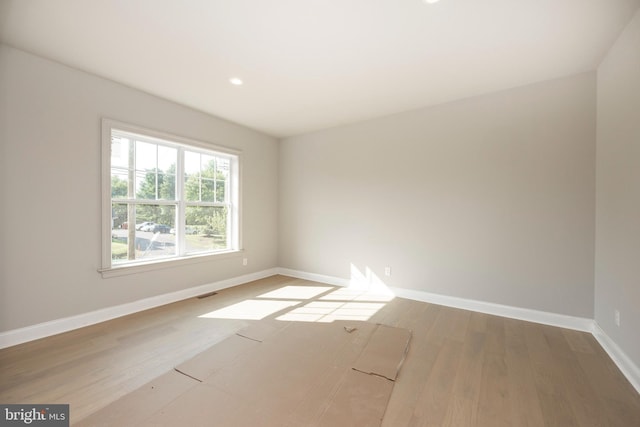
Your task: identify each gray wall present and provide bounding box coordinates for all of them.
[0,45,279,332]
[595,8,640,367]
[279,73,596,318]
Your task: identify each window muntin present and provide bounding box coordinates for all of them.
[103,121,240,270]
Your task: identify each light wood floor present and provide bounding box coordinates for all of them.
[1,275,639,426]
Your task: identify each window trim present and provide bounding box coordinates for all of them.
[100,118,243,277]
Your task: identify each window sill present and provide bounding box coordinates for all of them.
[99,249,244,279]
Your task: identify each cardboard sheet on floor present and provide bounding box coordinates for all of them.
[80,321,411,426]
[142,383,265,427]
[352,323,412,381]
[173,320,291,382]
[317,369,395,427]
[233,319,286,342]
[74,370,197,427]
[173,334,259,382]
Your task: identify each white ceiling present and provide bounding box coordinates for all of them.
[1,0,639,138]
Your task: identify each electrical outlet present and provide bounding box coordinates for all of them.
[384,266,391,277]
[243,258,248,266]
[614,309,621,327]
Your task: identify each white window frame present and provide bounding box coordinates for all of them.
[100,119,242,278]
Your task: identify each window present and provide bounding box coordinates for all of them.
[101,120,240,275]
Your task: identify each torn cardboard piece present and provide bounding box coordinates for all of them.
[234,319,288,342]
[173,334,259,382]
[174,320,290,382]
[352,323,412,381]
[317,369,395,427]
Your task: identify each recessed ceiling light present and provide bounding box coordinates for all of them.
[424,0,441,4]
[229,77,243,86]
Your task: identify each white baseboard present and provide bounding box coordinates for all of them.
[277,268,593,332]
[591,323,640,395]
[277,268,350,287]
[389,286,595,332]
[0,268,279,349]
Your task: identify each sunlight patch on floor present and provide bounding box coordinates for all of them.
[198,264,396,323]
[199,299,301,320]
[276,301,386,322]
[256,285,333,300]
[319,287,394,302]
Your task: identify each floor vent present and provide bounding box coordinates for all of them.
[196,292,218,299]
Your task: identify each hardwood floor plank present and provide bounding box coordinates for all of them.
[476,316,512,427]
[523,322,581,427]
[562,328,596,354]
[442,329,485,426]
[555,351,610,426]
[504,319,545,427]
[408,337,463,427]
[577,351,640,426]
[468,311,489,334]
